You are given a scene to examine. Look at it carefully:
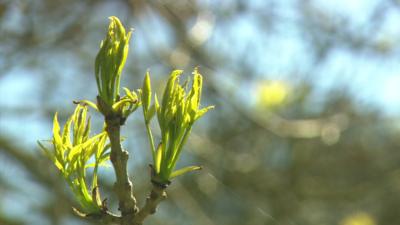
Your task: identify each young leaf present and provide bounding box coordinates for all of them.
[77,100,99,111]
[155,143,163,174]
[145,104,156,123]
[142,71,152,113]
[123,87,138,102]
[155,94,163,128]
[195,105,215,121]
[161,70,183,116]
[170,166,202,179]
[52,112,62,150]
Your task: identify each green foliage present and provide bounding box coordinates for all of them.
[95,16,132,108]
[81,17,140,120]
[38,105,109,213]
[38,16,213,219]
[142,68,214,185]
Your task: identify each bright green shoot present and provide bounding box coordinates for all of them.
[142,68,214,185]
[84,16,139,119]
[38,104,110,213]
[95,16,132,109]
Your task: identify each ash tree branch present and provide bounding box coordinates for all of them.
[133,183,167,225]
[105,114,139,221]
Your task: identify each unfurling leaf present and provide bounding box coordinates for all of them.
[143,69,213,184]
[142,71,152,113]
[95,16,132,111]
[170,166,202,179]
[39,104,110,214]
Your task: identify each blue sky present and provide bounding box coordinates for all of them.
[1,0,400,150]
[207,0,400,115]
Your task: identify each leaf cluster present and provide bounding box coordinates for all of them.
[38,105,110,213]
[142,69,214,185]
[95,16,132,109]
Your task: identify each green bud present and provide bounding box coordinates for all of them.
[142,71,152,113]
[147,68,214,183]
[95,16,132,109]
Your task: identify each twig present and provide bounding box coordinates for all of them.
[105,114,139,222]
[132,183,167,225]
[106,116,167,225]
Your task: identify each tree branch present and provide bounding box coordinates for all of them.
[132,183,167,225]
[105,114,138,222]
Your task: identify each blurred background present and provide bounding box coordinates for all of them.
[1,0,400,225]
